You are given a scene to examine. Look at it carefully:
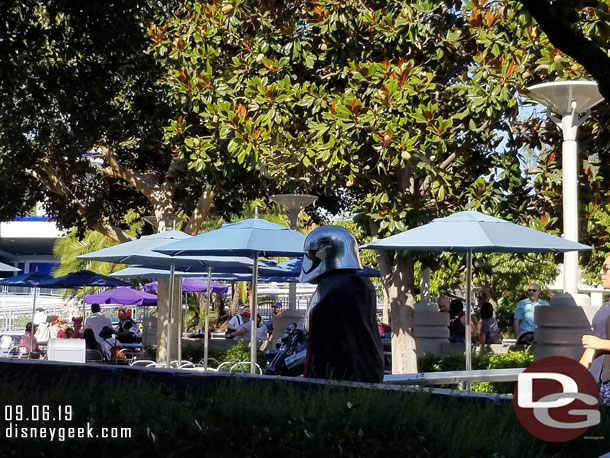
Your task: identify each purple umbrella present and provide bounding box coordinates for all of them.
[85,287,157,306]
[143,278,228,294]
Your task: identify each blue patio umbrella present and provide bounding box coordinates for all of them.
[38,270,130,288]
[154,218,306,373]
[361,210,592,372]
[0,271,54,357]
[0,271,53,286]
[77,230,273,273]
[154,219,306,258]
[109,266,206,279]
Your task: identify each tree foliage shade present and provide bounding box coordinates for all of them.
[0,0,276,241]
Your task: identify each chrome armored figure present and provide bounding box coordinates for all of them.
[300,226,383,383]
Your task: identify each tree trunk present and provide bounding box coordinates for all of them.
[378,252,418,374]
[382,294,390,324]
[155,277,182,364]
[197,293,206,332]
[213,292,222,317]
[231,282,240,314]
[476,285,498,307]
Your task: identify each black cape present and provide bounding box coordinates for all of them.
[304,270,384,383]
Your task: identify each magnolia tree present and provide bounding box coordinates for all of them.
[4,0,610,372]
[152,0,570,372]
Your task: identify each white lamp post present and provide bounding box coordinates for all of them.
[527,81,604,294]
[270,194,317,314]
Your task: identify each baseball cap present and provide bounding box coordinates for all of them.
[271,302,282,309]
[242,311,251,318]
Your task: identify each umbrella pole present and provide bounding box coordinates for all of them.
[465,249,473,385]
[178,283,183,367]
[166,261,176,368]
[82,288,87,326]
[250,253,259,374]
[29,287,38,359]
[204,267,211,370]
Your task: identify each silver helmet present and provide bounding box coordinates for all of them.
[300,226,362,284]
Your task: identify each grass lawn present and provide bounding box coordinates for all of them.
[0,359,607,458]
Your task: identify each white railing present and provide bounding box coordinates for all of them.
[383,368,524,386]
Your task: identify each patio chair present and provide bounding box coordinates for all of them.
[168,360,194,369]
[216,361,234,372]
[7,344,19,357]
[85,349,104,363]
[129,360,158,367]
[230,361,262,374]
[197,357,220,369]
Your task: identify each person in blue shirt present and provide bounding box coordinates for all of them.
[513,283,547,344]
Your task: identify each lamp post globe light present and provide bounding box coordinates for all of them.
[526,81,604,295]
[270,194,317,315]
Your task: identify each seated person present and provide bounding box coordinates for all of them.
[226,311,252,340]
[85,304,113,344]
[72,317,83,338]
[56,320,69,339]
[478,302,502,345]
[82,328,101,352]
[98,326,123,362]
[18,322,40,359]
[49,318,61,339]
[226,308,250,336]
[114,307,142,343]
[34,318,51,344]
[449,299,478,343]
[255,314,269,341]
[377,322,391,339]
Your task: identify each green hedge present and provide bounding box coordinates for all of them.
[0,368,606,458]
[418,350,534,393]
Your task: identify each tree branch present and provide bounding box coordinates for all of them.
[25,166,134,243]
[184,189,215,235]
[98,145,157,199]
[518,0,610,101]
[419,152,457,197]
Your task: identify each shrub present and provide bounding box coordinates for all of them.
[0,366,606,458]
[417,350,534,393]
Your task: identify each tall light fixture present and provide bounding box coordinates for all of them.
[270,194,317,314]
[527,81,604,294]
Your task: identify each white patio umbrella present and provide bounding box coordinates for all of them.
[361,210,592,372]
[0,262,20,272]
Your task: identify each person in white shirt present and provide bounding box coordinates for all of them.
[84,303,113,343]
[226,311,251,340]
[256,314,269,341]
[33,308,46,326]
[227,308,250,333]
